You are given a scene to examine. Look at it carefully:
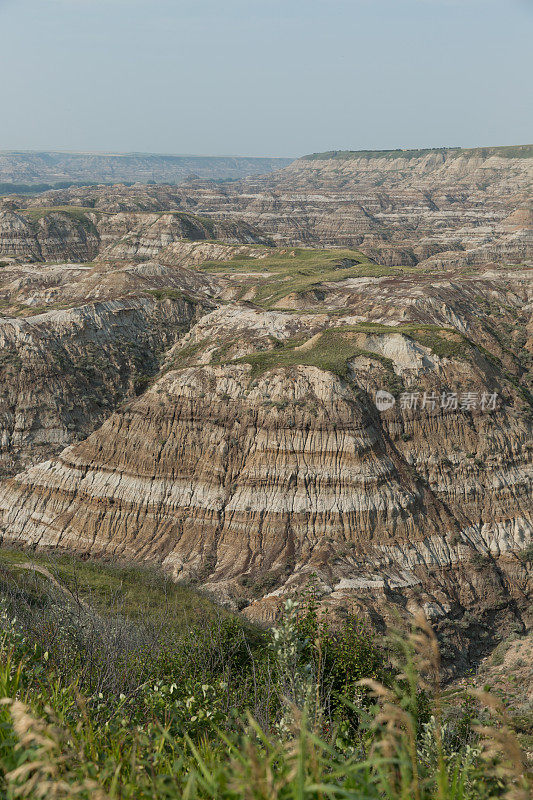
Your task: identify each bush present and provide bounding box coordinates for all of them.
[518,544,533,564]
[293,593,392,736]
[0,558,529,800]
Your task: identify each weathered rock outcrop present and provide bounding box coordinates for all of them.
[170,146,533,266]
[0,155,530,670]
[0,294,203,476]
[0,269,530,661]
[0,209,100,262]
[0,207,270,265]
[5,146,530,270]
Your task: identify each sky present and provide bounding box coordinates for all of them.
[0,0,531,158]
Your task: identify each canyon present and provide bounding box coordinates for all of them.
[11,144,529,269]
[0,146,530,671]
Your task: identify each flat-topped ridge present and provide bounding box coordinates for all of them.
[302,144,533,161]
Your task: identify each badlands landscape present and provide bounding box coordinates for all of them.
[0,150,291,190]
[1,0,530,792]
[0,145,531,673]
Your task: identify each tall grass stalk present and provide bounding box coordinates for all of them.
[0,583,529,799]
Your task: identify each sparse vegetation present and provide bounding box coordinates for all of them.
[197,247,413,308]
[518,544,533,564]
[21,206,100,234]
[228,323,475,382]
[302,144,533,161]
[166,337,211,371]
[146,288,190,302]
[470,552,492,569]
[233,326,397,381]
[404,325,473,359]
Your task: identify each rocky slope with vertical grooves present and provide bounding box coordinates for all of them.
[0,205,270,474]
[0,258,530,668]
[0,159,530,670]
[0,295,204,477]
[0,205,271,264]
[6,146,531,269]
[166,145,533,266]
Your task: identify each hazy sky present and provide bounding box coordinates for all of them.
[0,0,531,157]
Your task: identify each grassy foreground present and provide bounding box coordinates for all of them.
[0,549,530,799]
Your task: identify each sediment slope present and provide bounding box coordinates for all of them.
[0,268,530,656]
[169,145,533,265]
[0,295,203,477]
[6,146,531,268]
[0,163,530,667]
[0,206,270,264]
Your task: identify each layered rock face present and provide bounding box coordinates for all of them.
[0,207,270,264]
[0,295,202,477]
[7,146,531,269]
[171,146,533,267]
[0,361,458,569]
[0,204,271,474]
[0,265,530,665]
[0,209,100,262]
[0,152,530,668]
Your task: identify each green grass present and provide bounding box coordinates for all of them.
[230,323,474,381]
[22,205,97,222]
[233,327,392,380]
[403,324,473,359]
[163,322,475,385]
[146,287,194,303]
[0,575,528,800]
[0,547,228,626]
[165,337,211,371]
[198,246,372,274]
[197,247,415,309]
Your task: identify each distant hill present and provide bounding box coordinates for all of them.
[302,144,533,161]
[0,151,293,190]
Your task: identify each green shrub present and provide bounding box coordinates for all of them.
[518,544,533,564]
[0,556,529,800]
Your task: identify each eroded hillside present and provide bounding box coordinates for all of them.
[0,152,531,670]
[8,145,531,270]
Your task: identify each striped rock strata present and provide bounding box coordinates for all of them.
[6,146,532,267]
[0,295,200,477]
[0,303,530,665]
[0,207,269,265]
